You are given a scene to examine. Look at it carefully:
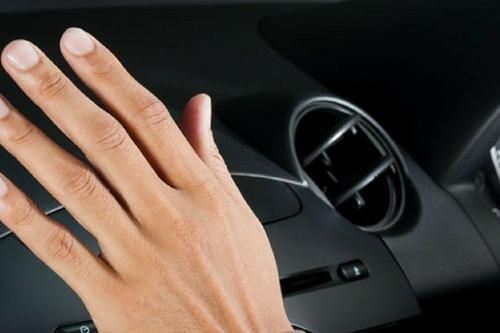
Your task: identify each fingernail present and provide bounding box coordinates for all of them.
[0,176,8,198]
[5,40,40,71]
[0,97,10,119]
[200,94,212,131]
[61,28,95,56]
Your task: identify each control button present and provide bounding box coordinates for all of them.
[55,321,97,333]
[338,260,369,281]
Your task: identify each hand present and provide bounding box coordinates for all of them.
[0,28,292,333]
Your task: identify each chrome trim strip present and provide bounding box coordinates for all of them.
[490,146,500,184]
[0,229,11,239]
[231,172,308,187]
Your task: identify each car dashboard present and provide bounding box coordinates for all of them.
[1,1,500,332]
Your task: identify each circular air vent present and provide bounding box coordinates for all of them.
[293,97,406,231]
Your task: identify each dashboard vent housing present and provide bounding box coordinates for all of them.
[294,98,406,231]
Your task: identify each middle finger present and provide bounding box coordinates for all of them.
[0,40,168,218]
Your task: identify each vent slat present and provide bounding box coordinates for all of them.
[302,115,360,167]
[333,155,395,206]
[294,98,405,230]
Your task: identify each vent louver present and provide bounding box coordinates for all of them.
[294,99,406,231]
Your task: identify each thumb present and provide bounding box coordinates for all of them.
[180,94,239,195]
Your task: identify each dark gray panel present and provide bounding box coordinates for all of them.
[382,155,499,298]
[233,176,301,223]
[269,186,419,333]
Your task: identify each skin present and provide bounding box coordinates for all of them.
[0,28,293,332]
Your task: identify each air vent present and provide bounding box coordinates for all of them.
[294,98,406,231]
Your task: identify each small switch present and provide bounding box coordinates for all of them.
[55,321,97,333]
[338,260,369,281]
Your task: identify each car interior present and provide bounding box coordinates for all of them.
[1,0,500,332]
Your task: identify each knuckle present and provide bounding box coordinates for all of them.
[205,188,225,216]
[93,119,128,152]
[208,142,225,165]
[205,134,230,172]
[37,71,69,99]
[184,174,216,194]
[46,227,77,262]
[8,198,35,227]
[6,122,37,145]
[132,96,170,131]
[187,177,225,213]
[195,180,228,217]
[88,55,119,77]
[61,167,98,201]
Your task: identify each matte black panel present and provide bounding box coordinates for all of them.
[382,154,499,298]
[260,0,500,185]
[269,186,419,333]
[444,179,500,275]
[216,91,500,299]
[233,176,301,223]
